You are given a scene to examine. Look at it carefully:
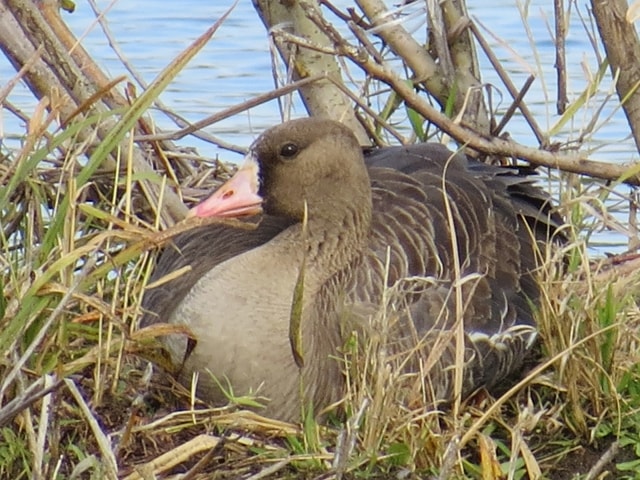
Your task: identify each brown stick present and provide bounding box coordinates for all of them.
[590,0,640,154]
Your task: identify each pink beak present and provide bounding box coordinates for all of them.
[187,155,263,218]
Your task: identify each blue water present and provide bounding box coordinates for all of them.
[1,0,637,253]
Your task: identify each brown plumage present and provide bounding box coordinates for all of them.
[140,118,562,422]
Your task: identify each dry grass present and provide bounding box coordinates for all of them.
[1,101,640,480]
[2,3,640,479]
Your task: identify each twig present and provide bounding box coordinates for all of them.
[492,75,535,137]
[34,374,56,479]
[584,440,619,480]
[134,75,326,143]
[156,107,248,155]
[354,0,444,101]
[554,0,568,114]
[470,19,545,144]
[0,45,43,104]
[246,459,294,480]
[66,378,118,480]
[122,434,222,480]
[0,375,63,428]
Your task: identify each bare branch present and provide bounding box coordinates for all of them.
[591,0,640,154]
[302,6,640,184]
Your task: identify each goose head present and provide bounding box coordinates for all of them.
[189,118,372,235]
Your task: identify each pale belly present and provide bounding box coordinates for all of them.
[164,243,310,419]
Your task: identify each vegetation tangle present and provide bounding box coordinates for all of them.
[1,0,640,478]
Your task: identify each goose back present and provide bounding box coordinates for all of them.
[346,145,560,397]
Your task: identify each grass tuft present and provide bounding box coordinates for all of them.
[2,99,640,479]
[2,6,640,478]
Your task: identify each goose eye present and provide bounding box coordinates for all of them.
[279,142,299,159]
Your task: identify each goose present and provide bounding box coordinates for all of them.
[140,118,562,422]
